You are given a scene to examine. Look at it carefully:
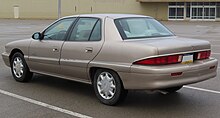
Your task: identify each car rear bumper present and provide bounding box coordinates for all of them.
[2,52,10,67]
[119,58,218,90]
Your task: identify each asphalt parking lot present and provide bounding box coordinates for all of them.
[0,19,220,118]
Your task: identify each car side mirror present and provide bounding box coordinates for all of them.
[32,32,43,40]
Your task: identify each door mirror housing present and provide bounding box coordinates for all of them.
[32,32,43,40]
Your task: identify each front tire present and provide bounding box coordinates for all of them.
[10,52,33,82]
[93,69,127,106]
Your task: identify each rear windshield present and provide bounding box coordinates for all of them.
[114,18,174,40]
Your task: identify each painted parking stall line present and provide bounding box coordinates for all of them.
[184,86,220,94]
[212,53,220,55]
[0,89,92,118]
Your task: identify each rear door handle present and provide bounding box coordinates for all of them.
[52,48,59,52]
[85,47,93,53]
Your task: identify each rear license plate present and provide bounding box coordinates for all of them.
[181,54,193,64]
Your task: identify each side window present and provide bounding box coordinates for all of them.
[69,18,100,41]
[90,20,101,41]
[43,18,76,41]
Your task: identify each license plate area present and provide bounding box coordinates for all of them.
[181,54,193,64]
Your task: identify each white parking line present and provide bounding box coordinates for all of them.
[212,53,220,55]
[212,45,220,47]
[184,86,220,94]
[209,40,220,41]
[0,89,92,118]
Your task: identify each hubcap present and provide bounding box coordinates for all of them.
[12,57,24,78]
[97,72,116,100]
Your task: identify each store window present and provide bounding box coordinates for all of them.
[217,2,220,18]
[186,2,191,18]
[168,2,185,20]
[191,2,217,20]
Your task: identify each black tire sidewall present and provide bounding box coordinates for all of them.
[93,69,124,105]
[10,52,31,82]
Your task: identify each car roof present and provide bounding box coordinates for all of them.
[62,14,152,19]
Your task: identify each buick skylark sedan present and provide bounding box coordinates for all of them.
[2,14,218,105]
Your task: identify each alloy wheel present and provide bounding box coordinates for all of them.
[97,72,116,100]
[12,57,24,78]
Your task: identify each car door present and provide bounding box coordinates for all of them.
[60,17,104,81]
[28,18,76,75]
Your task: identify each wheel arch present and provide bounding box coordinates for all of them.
[9,48,24,62]
[89,67,125,88]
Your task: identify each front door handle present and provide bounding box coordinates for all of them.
[85,47,93,53]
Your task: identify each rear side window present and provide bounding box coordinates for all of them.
[90,20,101,41]
[69,18,101,41]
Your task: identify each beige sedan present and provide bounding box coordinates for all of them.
[2,14,218,105]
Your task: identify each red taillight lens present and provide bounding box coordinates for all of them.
[133,55,183,65]
[196,50,211,60]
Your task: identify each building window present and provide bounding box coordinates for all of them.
[186,2,191,18]
[168,2,220,20]
[191,2,217,20]
[217,2,220,18]
[168,2,184,20]
[176,2,184,6]
[177,8,184,19]
[169,8,176,19]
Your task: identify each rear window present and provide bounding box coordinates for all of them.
[114,18,174,40]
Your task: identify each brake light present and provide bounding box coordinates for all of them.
[196,50,211,60]
[133,55,183,65]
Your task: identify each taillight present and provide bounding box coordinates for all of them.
[133,55,183,65]
[196,50,211,60]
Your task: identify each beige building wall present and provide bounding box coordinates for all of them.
[140,2,168,20]
[0,0,58,19]
[0,0,168,20]
[139,0,220,2]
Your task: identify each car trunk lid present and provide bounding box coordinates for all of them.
[127,36,211,55]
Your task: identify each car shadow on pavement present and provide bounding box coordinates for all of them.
[31,73,95,94]
[31,74,210,111]
[24,73,214,118]
[119,90,205,112]
[124,91,184,106]
[31,74,201,107]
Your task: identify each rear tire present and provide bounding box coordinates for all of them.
[93,69,127,106]
[10,52,33,82]
[161,86,183,93]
